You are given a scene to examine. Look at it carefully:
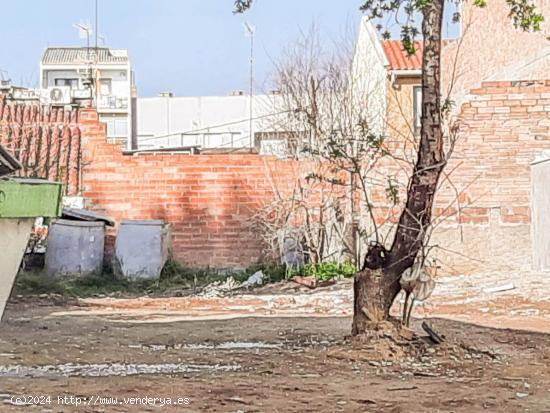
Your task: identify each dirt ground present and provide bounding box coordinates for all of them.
[0,273,549,412]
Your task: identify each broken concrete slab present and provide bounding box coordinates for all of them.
[292,276,337,289]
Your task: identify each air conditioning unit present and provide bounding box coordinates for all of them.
[47,86,71,105]
[72,88,92,99]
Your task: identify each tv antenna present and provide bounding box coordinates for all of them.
[244,22,255,149]
[73,21,93,59]
[95,0,99,49]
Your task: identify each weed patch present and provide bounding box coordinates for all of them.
[13,260,288,298]
[289,261,356,281]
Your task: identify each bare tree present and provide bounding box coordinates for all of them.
[254,159,353,267]
[235,0,545,335]
[255,27,401,268]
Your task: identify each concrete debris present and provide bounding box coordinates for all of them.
[46,269,549,332]
[292,276,318,288]
[128,341,283,351]
[63,290,353,322]
[199,276,241,297]
[225,397,248,404]
[0,362,241,378]
[292,276,337,289]
[200,271,265,297]
[243,270,264,287]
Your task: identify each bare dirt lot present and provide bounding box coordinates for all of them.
[0,273,549,413]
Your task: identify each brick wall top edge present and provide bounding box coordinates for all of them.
[475,79,550,93]
[122,152,280,161]
[481,81,513,88]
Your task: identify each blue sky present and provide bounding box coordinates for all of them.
[0,1,459,97]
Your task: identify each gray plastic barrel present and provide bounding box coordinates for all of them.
[45,219,105,276]
[115,220,172,279]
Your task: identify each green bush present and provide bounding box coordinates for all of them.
[290,261,357,281]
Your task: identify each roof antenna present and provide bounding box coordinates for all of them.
[244,22,255,149]
[95,0,98,49]
[73,22,92,60]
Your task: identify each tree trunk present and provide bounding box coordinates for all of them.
[352,266,395,334]
[352,0,446,334]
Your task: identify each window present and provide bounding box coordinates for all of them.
[99,79,112,96]
[102,116,128,138]
[413,86,422,135]
[54,78,79,88]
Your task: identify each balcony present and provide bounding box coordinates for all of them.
[97,95,129,111]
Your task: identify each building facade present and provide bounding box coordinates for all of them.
[136,93,287,153]
[40,47,134,148]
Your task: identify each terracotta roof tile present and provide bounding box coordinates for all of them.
[382,40,423,71]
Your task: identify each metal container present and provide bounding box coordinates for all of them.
[0,218,35,319]
[0,177,63,320]
[45,219,105,276]
[115,220,172,279]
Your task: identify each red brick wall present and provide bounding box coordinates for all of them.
[78,79,550,271]
[436,80,550,223]
[79,110,302,268]
[442,0,550,108]
[423,80,550,273]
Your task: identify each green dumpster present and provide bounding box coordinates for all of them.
[0,178,63,320]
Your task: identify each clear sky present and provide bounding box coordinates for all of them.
[0,0,459,98]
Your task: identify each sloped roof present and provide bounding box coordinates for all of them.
[382,40,423,71]
[42,47,129,65]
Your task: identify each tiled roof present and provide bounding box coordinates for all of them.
[42,47,129,65]
[382,40,423,71]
